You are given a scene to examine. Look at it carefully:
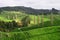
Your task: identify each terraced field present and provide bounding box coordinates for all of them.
[0,26,60,40]
[0,11,60,40]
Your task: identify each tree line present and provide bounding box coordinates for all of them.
[0,16,31,32]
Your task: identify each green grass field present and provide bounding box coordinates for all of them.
[0,26,60,40]
[0,11,60,40]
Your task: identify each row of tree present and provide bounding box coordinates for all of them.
[0,16,31,32]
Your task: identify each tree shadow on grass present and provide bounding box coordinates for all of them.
[21,18,60,31]
[43,18,60,27]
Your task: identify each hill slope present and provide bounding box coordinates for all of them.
[0,26,60,40]
[0,6,59,15]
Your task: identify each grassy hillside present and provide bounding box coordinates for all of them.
[0,26,60,40]
[0,11,28,21]
[0,11,60,40]
[0,11,50,23]
[0,11,59,21]
[0,11,60,28]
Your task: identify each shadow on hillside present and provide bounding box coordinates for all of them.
[21,18,60,31]
[39,20,60,27]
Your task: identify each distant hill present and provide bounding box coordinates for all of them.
[0,6,59,15]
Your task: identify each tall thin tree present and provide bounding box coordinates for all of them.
[37,14,40,24]
[41,12,44,27]
[50,12,54,26]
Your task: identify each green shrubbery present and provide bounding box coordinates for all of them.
[0,16,31,32]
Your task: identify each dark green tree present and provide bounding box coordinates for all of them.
[21,16,31,27]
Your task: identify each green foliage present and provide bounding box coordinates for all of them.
[21,16,31,27]
[0,20,21,32]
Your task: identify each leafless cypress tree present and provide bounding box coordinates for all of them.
[41,12,44,27]
[7,15,10,20]
[50,12,54,26]
[7,15,10,32]
[28,13,30,26]
[15,14,17,19]
[34,15,36,24]
[37,14,40,24]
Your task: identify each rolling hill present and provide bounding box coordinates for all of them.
[0,6,60,40]
[0,6,59,15]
